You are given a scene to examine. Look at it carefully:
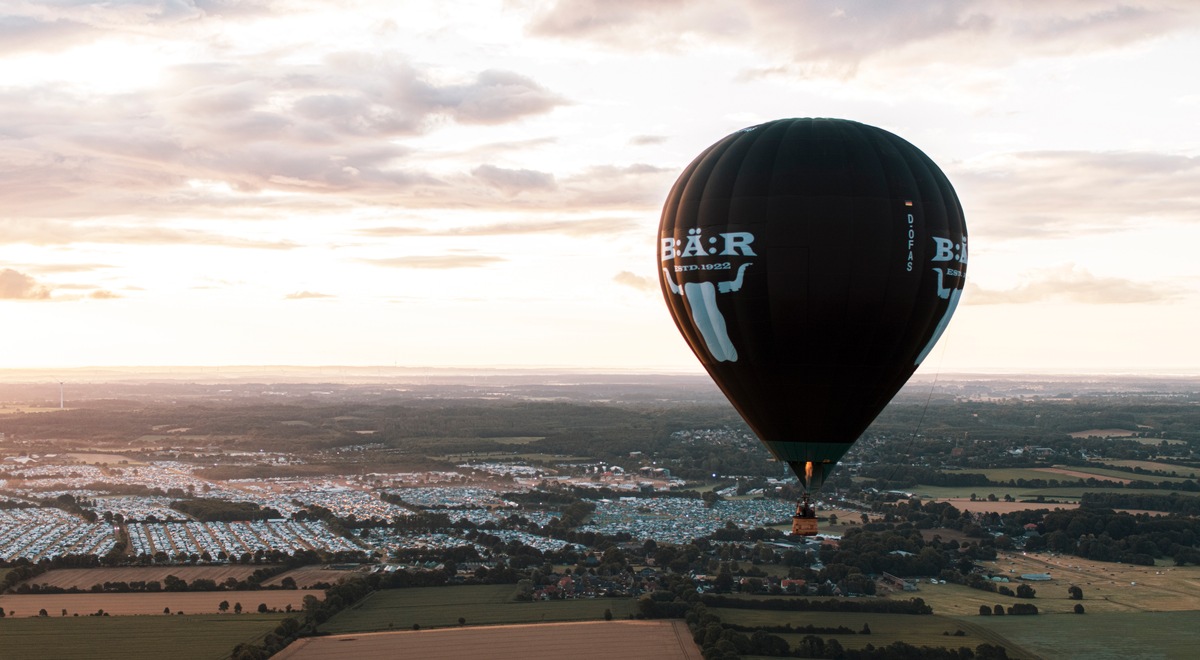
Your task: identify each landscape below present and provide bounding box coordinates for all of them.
[2,373,1199,659]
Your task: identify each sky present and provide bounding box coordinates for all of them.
[2,0,1199,375]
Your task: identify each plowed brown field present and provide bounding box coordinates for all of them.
[17,566,272,590]
[275,620,703,660]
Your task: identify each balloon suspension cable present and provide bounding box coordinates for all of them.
[885,341,950,486]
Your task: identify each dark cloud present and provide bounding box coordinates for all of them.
[613,270,655,292]
[966,266,1186,305]
[0,269,52,300]
[956,150,1200,239]
[360,255,508,269]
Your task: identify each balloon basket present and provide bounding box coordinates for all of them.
[791,496,819,537]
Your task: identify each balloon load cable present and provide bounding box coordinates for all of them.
[883,336,951,487]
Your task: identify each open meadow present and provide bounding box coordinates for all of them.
[914,551,1200,616]
[319,584,637,633]
[0,590,322,616]
[0,613,292,660]
[708,607,1030,657]
[968,611,1200,660]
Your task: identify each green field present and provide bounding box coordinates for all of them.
[1097,460,1199,478]
[908,484,1200,500]
[710,608,1031,658]
[320,584,637,633]
[0,614,290,660]
[487,436,546,445]
[968,611,1200,660]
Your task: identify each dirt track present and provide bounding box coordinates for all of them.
[274,620,703,660]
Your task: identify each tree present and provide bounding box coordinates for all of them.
[1016,584,1036,599]
[234,602,243,614]
[1068,585,1084,600]
[258,603,269,614]
[458,617,466,626]
[39,609,48,617]
[979,604,992,615]
[604,608,613,621]
[219,600,230,613]
[1074,603,1086,614]
[861,622,871,634]
[993,604,1005,615]
[163,607,171,615]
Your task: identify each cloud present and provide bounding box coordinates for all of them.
[966,265,1186,305]
[471,164,557,195]
[284,291,334,300]
[0,54,566,220]
[88,289,121,299]
[527,1,1200,76]
[358,216,640,239]
[0,269,52,300]
[0,220,299,249]
[0,1,276,55]
[360,255,508,269]
[629,135,668,146]
[956,150,1200,239]
[614,270,655,292]
[13,263,115,274]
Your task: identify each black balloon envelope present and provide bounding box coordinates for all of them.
[658,118,967,513]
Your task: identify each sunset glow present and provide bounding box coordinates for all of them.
[3,1,1199,373]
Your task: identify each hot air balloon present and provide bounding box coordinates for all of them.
[658,118,967,535]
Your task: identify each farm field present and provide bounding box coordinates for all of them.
[914,551,1200,616]
[908,484,1199,501]
[968,611,1200,660]
[319,584,637,633]
[18,566,279,590]
[0,613,291,660]
[1065,464,1192,483]
[263,566,365,588]
[708,608,1030,658]
[1097,459,1199,476]
[0,589,322,616]
[1068,429,1138,438]
[278,620,702,660]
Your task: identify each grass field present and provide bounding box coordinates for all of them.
[0,590,321,616]
[709,608,1031,658]
[914,551,1200,616]
[0,614,291,660]
[1063,464,1192,483]
[908,484,1200,500]
[1097,459,1199,477]
[320,584,637,633]
[968,611,1200,660]
[487,436,545,445]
